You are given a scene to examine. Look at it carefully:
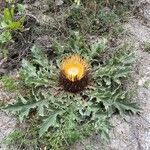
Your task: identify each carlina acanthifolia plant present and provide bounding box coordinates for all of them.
[4,33,141,149]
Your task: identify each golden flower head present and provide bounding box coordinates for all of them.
[59,54,89,93]
[60,54,87,82]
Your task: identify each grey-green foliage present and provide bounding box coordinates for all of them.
[21,46,56,87]
[5,94,49,122]
[4,33,140,149]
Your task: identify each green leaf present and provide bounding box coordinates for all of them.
[3,8,13,23]
[114,101,141,117]
[6,21,23,30]
[94,115,112,142]
[1,21,9,28]
[31,45,49,67]
[21,59,37,78]
[4,95,49,122]
[1,6,24,30]
[21,59,50,87]
[0,31,12,44]
[17,4,25,15]
[52,41,65,55]
[39,112,59,137]
[90,38,107,57]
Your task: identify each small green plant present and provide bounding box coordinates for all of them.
[4,33,140,149]
[0,0,25,56]
[0,7,24,31]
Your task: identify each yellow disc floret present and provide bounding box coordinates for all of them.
[61,55,87,82]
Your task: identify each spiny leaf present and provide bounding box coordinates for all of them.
[114,101,141,117]
[5,95,49,122]
[94,115,112,142]
[21,59,37,77]
[39,112,59,137]
[21,59,49,87]
[90,38,107,57]
[31,45,49,67]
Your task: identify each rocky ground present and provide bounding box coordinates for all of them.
[0,0,150,150]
